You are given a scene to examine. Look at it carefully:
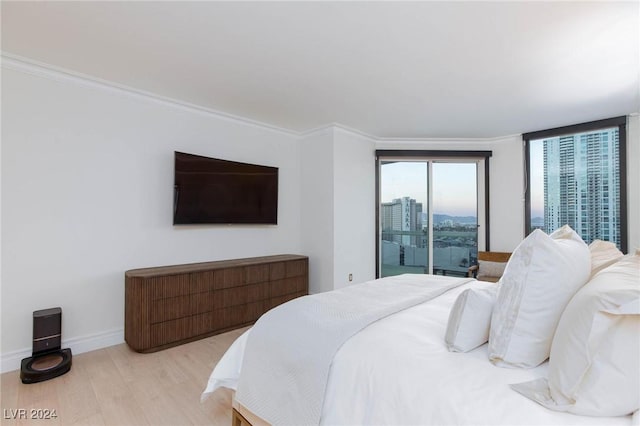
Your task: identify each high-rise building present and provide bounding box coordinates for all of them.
[381,200,402,244]
[381,197,423,247]
[542,128,620,246]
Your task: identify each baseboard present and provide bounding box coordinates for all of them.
[0,328,124,374]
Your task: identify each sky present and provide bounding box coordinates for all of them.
[380,161,477,217]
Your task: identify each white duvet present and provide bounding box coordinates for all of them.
[236,274,471,425]
[203,279,632,425]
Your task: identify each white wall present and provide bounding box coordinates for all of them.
[375,135,525,252]
[299,128,335,294]
[1,65,302,369]
[333,128,376,288]
[299,126,376,293]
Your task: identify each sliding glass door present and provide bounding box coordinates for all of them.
[431,162,478,276]
[379,161,429,277]
[377,151,490,278]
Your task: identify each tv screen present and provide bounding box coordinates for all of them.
[173,151,278,225]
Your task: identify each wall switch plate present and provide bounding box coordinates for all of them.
[348,273,353,282]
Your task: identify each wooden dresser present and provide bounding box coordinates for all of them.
[125,254,308,352]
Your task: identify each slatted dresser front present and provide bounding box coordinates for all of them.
[125,254,308,352]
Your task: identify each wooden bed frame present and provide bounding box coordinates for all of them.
[232,408,252,426]
[231,398,268,426]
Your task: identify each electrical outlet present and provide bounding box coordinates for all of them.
[348,273,353,282]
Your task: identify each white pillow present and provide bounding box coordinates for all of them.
[488,225,590,368]
[588,239,623,278]
[511,252,640,416]
[445,284,498,352]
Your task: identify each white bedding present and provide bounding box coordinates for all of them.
[236,274,471,425]
[203,278,632,426]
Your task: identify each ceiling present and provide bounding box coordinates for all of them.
[2,1,639,139]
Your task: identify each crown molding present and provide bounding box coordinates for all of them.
[330,123,379,141]
[1,52,298,137]
[297,123,337,138]
[375,133,522,144]
[9,53,592,143]
[298,122,379,141]
[299,121,523,143]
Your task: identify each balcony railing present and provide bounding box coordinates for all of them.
[380,228,477,278]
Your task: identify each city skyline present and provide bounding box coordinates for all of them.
[380,193,479,278]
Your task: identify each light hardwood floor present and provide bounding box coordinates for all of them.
[1,327,248,426]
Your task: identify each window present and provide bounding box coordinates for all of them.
[375,150,492,278]
[524,116,627,252]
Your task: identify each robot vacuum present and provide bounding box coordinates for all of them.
[20,308,72,384]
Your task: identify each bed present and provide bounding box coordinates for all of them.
[202,229,639,425]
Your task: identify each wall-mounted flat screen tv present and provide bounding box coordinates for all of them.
[173,151,278,225]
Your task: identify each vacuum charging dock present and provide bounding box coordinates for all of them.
[20,307,72,384]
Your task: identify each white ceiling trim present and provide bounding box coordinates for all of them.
[375,133,524,144]
[2,53,531,143]
[299,122,378,141]
[1,52,299,138]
